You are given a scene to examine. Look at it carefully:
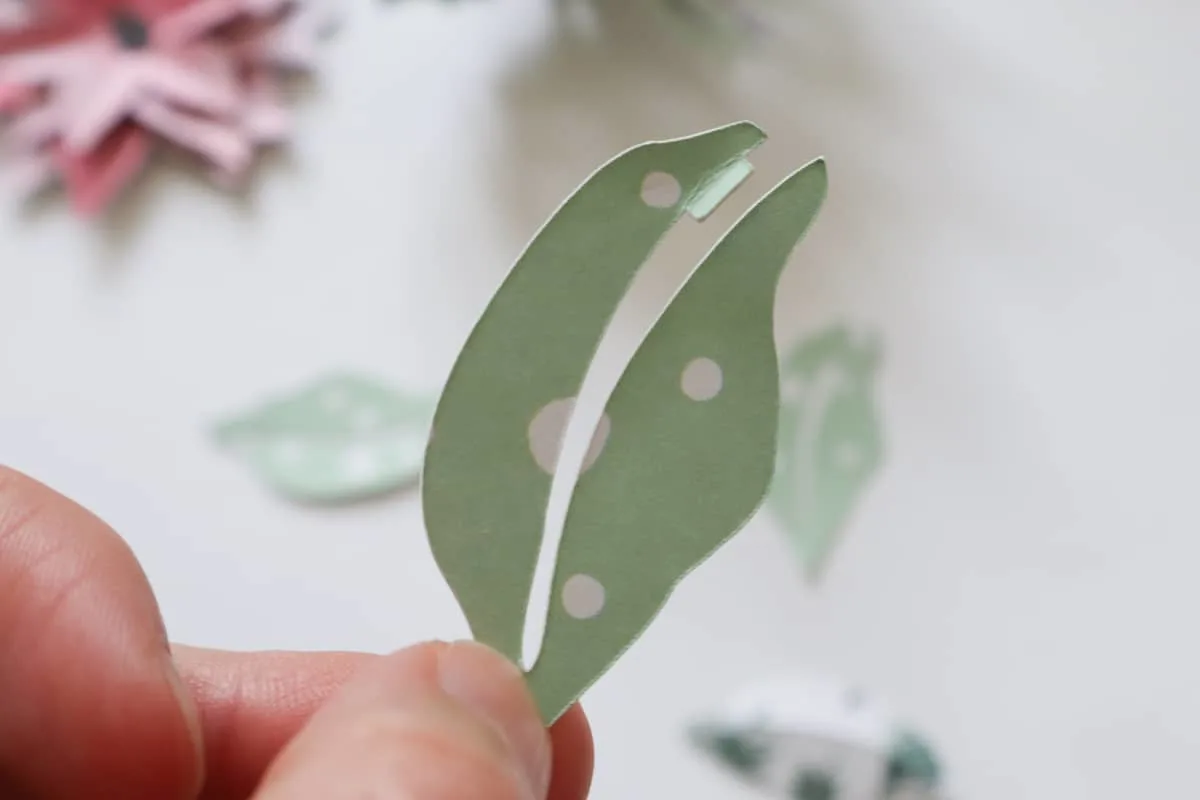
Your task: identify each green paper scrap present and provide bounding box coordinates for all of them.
[885,730,942,794]
[767,326,883,578]
[688,157,755,220]
[215,374,434,504]
[422,120,829,723]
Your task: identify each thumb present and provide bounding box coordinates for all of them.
[251,641,552,800]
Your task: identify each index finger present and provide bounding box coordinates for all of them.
[175,646,594,800]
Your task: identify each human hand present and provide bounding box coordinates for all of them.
[0,467,593,799]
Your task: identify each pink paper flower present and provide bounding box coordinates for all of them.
[0,0,331,214]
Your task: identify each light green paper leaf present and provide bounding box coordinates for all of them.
[215,374,434,504]
[422,122,827,724]
[767,326,883,578]
[528,160,828,721]
[422,122,767,666]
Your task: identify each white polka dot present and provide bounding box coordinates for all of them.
[528,398,611,475]
[340,445,380,482]
[682,357,723,401]
[562,574,605,619]
[641,171,681,208]
[528,398,572,473]
[351,406,383,431]
[320,387,351,412]
[781,376,805,402]
[582,413,611,472]
[272,438,309,465]
[834,442,862,471]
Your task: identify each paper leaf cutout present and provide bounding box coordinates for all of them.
[423,121,829,723]
[688,676,946,800]
[423,121,767,668]
[886,730,942,794]
[767,326,883,577]
[527,159,828,722]
[216,374,433,504]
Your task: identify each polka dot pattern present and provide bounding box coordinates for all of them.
[641,171,682,208]
[528,397,611,475]
[682,357,723,401]
[562,574,606,619]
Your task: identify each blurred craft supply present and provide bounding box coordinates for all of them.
[767,325,885,580]
[689,674,946,800]
[0,0,338,216]
[214,373,434,504]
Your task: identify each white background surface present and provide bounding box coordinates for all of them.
[2,1,1199,797]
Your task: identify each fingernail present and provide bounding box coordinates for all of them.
[437,641,551,798]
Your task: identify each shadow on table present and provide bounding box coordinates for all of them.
[480,0,928,338]
[12,79,318,274]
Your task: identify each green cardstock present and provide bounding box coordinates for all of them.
[421,122,828,723]
[767,327,884,578]
[215,374,434,504]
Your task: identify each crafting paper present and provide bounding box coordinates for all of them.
[689,675,945,800]
[0,0,335,214]
[215,374,434,504]
[767,325,884,578]
[421,121,828,723]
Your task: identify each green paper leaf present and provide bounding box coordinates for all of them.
[422,122,767,667]
[791,769,838,800]
[528,161,828,721]
[687,723,771,778]
[422,122,828,724]
[885,729,942,792]
[216,374,434,504]
[767,326,883,578]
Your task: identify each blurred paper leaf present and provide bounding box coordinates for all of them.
[689,675,949,800]
[767,326,883,577]
[886,730,942,795]
[215,374,434,504]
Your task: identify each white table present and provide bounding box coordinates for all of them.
[2,1,1199,797]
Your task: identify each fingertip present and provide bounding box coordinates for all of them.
[437,640,552,795]
[549,704,594,800]
[252,642,550,800]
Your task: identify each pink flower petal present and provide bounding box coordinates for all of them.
[133,95,250,173]
[0,36,107,87]
[0,81,37,112]
[60,55,139,152]
[240,78,288,141]
[54,123,151,215]
[152,0,248,47]
[0,0,28,30]
[6,98,62,144]
[1,0,329,215]
[136,50,238,116]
